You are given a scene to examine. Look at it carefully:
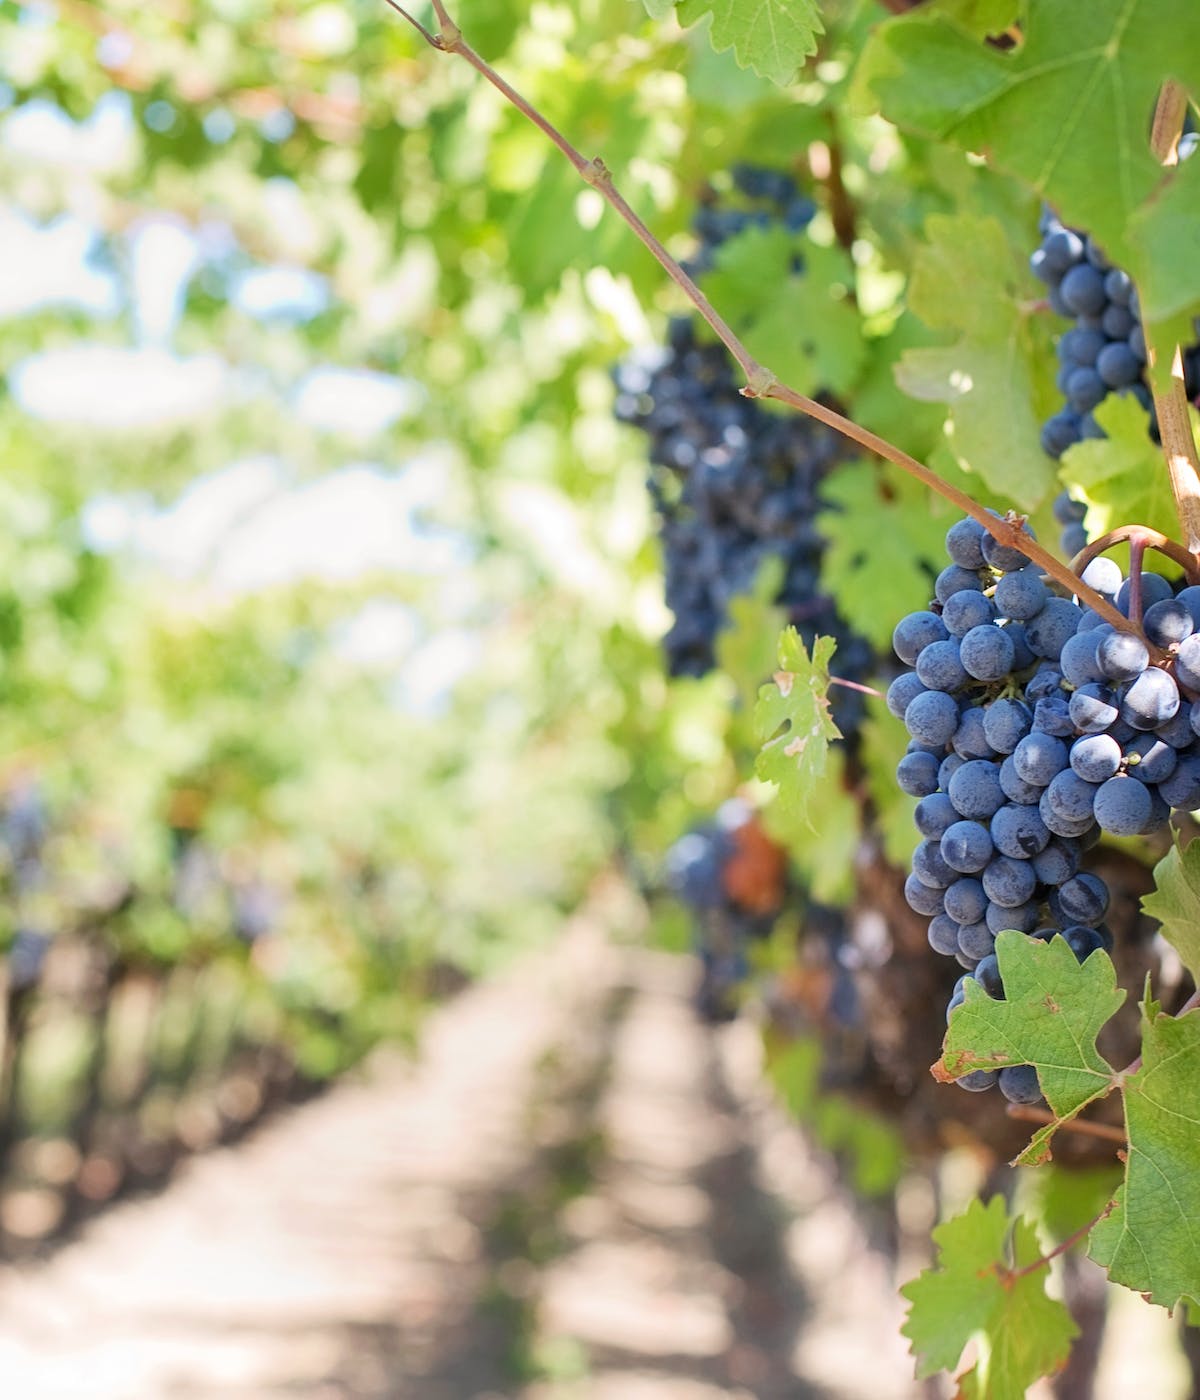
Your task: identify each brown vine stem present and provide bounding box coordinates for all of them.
[387,0,1147,639]
[1005,1199,1117,1282]
[1004,1102,1126,1146]
[1146,81,1200,558]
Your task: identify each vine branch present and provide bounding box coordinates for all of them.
[1146,80,1200,559]
[387,0,1148,640]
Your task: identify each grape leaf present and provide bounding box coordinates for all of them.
[754,628,840,830]
[901,1196,1077,1398]
[1141,842,1200,986]
[929,0,1019,37]
[1089,1000,1200,1310]
[855,1,1200,336]
[895,213,1055,510]
[674,0,824,86]
[1060,395,1189,545]
[937,931,1123,1163]
[703,228,865,398]
[764,745,858,902]
[818,460,947,649]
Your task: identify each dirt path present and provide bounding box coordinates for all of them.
[0,903,919,1399]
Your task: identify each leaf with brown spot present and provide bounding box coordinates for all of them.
[754,628,840,832]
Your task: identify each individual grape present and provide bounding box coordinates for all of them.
[1174,635,1200,692]
[1159,753,1200,810]
[1080,556,1122,597]
[897,750,942,797]
[1061,262,1107,315]
[1025,666,1066,702]
[912,839,957,889]
[983,698,1032,754]
[1059,631,1105,688]
[1070,733,1122,782]
[1038,788,1098,839]
[1025,598,1084,660]
[1013,732,1069,786]
[999,754,1043,804]
[998,1064,1043,1105]
[1096,341,1142,388]
[886,672,927,720]
[1069,683,1120,734]
[940,820,994,874]
[958,920,996,960]
[1124,734,1177,784]
[1175,585,1200,631]
[985,899,1039,934]
[1143,598,1195,648]
[1093,774,1153,835]
[1120,667,1180,730]
[935,565,985,605]
[1043,759,1103,813]
[957,1069,999,1092]
[960,624,1015,681]
[972,953,1004,998]
[995,569,1048,620]
[990,803,1051,858]
[928,914,962,957]
[939,752,966,789]
[944,877,988,925]
[982,855,1037,908]
[905,873,946,916]
[1034,696,1075,738]
[945,517,987,569]
[1097,630,1149,683]
[1062,925,1106,961]
[905,690,961,747]
[1048,871,1109,926]
[1032,839,1081,885]
[1153,709,1194,750]
[1005,622,1036,671]
[1052,490,1088,527]
[915,792,959,839]
[948,760,1006,820]
[952,707,996,760]
[917,638,968,692]
[942,589,995,637]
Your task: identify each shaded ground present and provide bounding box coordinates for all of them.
[0,901,932,1398]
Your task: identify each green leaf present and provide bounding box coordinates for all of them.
[1089,1000,1200,1310]
[895,213,1055,510]
[675,0,824,85]
[763,745,858,902]
[1060,394,1189,545]
[938,931,1123,1162]
[929,0,1019,37]
[901,1196,1077,1397]
[1142,842,1200,986]
[754,628,840,831]
[640,0,676,18]
[856,1,1200,337]
[818,460,944,649]
[703,229,865,398]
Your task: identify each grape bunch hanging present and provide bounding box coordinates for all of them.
[613,165,872,730]
[666,797,786,1022]
[890,514,1200,1104]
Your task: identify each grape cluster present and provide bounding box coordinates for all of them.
[1033,209,1200,459]
[666,797,785,1022]
[614,166,872,730]
[892,514,1200,1103]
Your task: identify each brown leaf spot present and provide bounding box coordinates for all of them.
[1044,995,1061,1013]
[783,734,808,759]
[774,670,794,698]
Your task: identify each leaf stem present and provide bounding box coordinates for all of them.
[386,0,1145,639]
[1005,1199,1117,1282]
[828,675,884,699]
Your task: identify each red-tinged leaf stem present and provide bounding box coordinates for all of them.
[1147,82,1200,559]
[385,0,1150,642]
[828,675,884,699]
[1005,1199,1117,1283]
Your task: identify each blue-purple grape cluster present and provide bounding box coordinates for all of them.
[891,514,1200,1103]
[613,167,872,731]
[1033,209,1200,459]
[665,798,781,1022]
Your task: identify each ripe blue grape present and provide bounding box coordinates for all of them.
[940,820,994,874]
[948,760,1006,820]
[944,878,988,925]
[990,803,1051,858]
[897,750,941,797]
[1120,667,1180,730]
[1092,774,1153,835]
[998,1064,1043,1105]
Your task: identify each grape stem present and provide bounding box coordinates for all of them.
[385,0,1147,641]
[1146,81,1200,560]
[1070,525,1200,588]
